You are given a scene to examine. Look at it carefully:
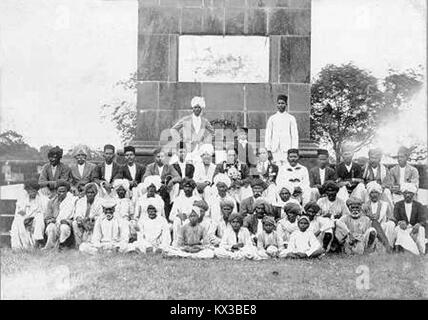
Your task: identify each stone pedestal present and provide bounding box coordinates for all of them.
[133,0,318,163]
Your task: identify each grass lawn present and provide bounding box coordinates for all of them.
[1,249,427,300]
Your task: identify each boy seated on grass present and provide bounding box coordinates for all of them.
[214,213,259,260]
[303,201,332,251]
[79,200,132,254]
[211,199,235,246]
[283,215,324,259]
[277,202,300,248]
[131,204,171,254]
[165,207,215,259]
[338,197,377,255]
[256,216,286,259]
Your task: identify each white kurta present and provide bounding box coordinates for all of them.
[286,229,322,257]
[132,215,171,252]
[265,111,298,162]
[277,162,310,205]
[214,227,259,260]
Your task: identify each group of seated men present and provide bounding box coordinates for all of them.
[9,140,427,258]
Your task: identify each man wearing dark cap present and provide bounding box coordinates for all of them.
[235,126,257,170]
[120,145,145,190]
[265,94,299,165]
[309,149,336,201]
[38,146,71,197]
[239,178,267,217]
[276,149,310,205]
[92,144,122,193]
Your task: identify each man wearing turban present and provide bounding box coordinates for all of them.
[265,94,299,165]
[171,96,215,161]
[389,146,420,203]
[38,146,71,197]
[69,145,97,192]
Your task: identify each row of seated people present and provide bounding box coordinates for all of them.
[10,164,427,257]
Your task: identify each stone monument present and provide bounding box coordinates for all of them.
[133,0,317,166]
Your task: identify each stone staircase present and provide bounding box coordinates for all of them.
[0,199,16,248]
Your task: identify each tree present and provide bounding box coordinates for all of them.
[0,130,42,160]
[101,73,138,144]
[310,63,423,163]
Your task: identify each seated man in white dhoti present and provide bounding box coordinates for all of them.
[276,149,311,205]
[362,148,393,209]
[43,180,77,250]
[165,206,214,259]
[282,215,324,259]
[171,96,215,162]
[309,149,336,202]
[111,179,136,242]
[211,199,235,246]
[277,203,300,248]
[169,178,201,245]
[72,183,104,248]
[10,180,49,250]
[135,176,165,220]
[214,213,258,260]
[362,181,395,252]
[389,146,420,203]
[339,197,377,255]
[79,200,131,254]
[205,173,237,224]
[316,181,351,252]
[265,94,299,165]
[256,216,287,259]
[392,183,426,255]
[272,183,300,220]
[335,145,365,202]
[193,144,216,196]
[131,204,171,254]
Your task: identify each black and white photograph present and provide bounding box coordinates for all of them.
[0,0,427,304]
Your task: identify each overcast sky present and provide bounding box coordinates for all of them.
[0,0,426,151]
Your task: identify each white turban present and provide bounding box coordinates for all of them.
[190,206,201,217]
[191,96,206,109]
[401,183,417,194]
[213,173,232,188]
[72,144,90,157]
[366,181,382,195]
[199,144,214,156]
[141,175,162,191]
[113,179,130,192]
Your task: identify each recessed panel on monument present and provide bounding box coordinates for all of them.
[179,36,269,83]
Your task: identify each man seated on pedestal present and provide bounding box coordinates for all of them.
[335,145,365,202]
[389,146,420,203]
[309,149,336,202]
[143,148,181,219]
[265,94,299,166]
[213,147,251,205]
[69,145,96,193]
[171,96,215,163]
[361,148,393,207]
[276,149,311,205]
[38,146,71,198]
[235,127,257,171]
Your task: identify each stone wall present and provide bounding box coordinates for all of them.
[135,0,312,152]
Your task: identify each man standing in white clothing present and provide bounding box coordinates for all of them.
[265,94,299,165]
